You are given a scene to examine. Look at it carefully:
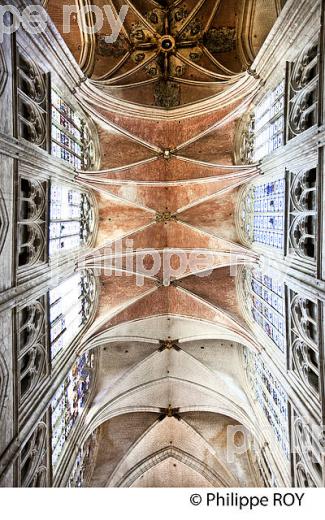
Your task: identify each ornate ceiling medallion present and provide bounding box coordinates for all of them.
[155,211,177,223]
[89,2,246,108]
[158,35,176,53]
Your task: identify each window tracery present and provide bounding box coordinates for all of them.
[288,291,320,397]
[252,178,285,250]
[16,48,50,150]
[244,349,289,458]
[287,167,317,267]
[234,114,255,165]
[67,432,98,487]
[238,177,285,251]
[49,184,94,255]
[18,419,49,487]
[51,90,96,170]
[17,298,48,406]
[253,81,285,161]
[291,410,324,487]
[17,177,48,271]
[17,175,94,271]
[51,90,83,169]
[49,271,96,360]
[245,267,286,353]
[51,352,95,469]
[287,39,319,140]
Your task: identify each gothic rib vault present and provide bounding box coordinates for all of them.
[0,0,324,489]
[42,0,285,487]
[48,0,283,107]
[72,91,263,487]
[3,0,318,489]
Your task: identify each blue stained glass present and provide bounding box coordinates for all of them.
[51,89,85,169]
[251,269,286,353]
[51,352,95,469]
[252,179,285,251]
[244,349,289,459]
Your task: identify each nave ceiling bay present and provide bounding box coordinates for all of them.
[73,166,262,487]
[47,0,284,109]
[73,103,260,355]
[77,339,263,487]
[67,47,263,487]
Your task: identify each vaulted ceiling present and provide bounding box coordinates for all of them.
[86,340,259,487]
[47,0,284,487]
[48,0,284,107]
[73,103,262,485]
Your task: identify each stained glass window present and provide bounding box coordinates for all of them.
[49,272,95,360]
[51,90,84,169]
[244,349,289,459]
[253,178,285,250]
[254,81,285,161]
[67,433,97,487]
[49,183,93,256]
[51,352,94,469]
[250,268,286,353]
